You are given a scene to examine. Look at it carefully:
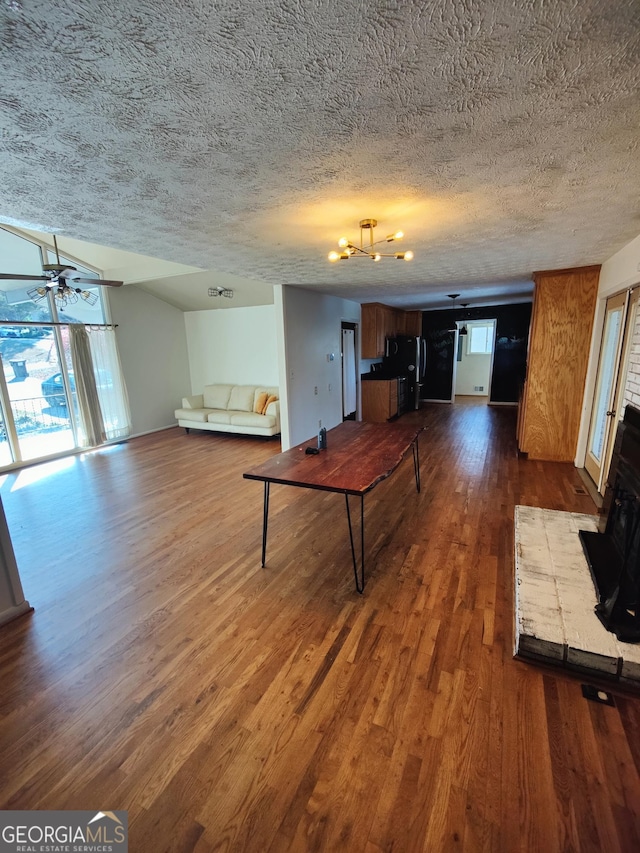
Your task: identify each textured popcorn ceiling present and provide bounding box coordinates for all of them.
[1,0,639,310]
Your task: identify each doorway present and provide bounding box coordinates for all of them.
[0,326,78,465]
[423,319,497,403]
[341,322,357,421]
[454,319,496,402]
[585,289,640,493]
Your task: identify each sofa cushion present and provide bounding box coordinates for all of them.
[228,385,256,413]
[206,411,232,425]
[230,411,277,428]
[203,384,233,409]
[254,391,268,414]
[262,394,278,414]
[174,408,210,423]
[255,386,278,401]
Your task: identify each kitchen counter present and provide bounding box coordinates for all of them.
[361,372,407,381]
[362,378,397,422]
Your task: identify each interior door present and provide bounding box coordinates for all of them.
[584,291,628,491]
[341,325,357,420]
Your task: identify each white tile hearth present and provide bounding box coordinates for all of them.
[514,505,640,686]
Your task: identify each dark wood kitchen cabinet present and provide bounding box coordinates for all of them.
[362,379,398,422]
[361,303,422,358]
[361,303,396,358]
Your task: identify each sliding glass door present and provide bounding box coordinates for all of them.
[0,330,76,462]
[584,290,640,493]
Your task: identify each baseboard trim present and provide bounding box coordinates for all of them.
[0,600,33,628]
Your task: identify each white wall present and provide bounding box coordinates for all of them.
[183,304,279,392]
[109,285,191,436]
[276,286,361,450]
[454,346,492,396]
[598,234,640,298]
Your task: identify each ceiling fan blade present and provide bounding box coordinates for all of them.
[58,269,124,287]
[0,273,49,282]
[67,277,124,288]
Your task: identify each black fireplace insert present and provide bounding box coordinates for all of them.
[579,404,640,643]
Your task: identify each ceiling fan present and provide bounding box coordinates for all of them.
[0,235,123,308]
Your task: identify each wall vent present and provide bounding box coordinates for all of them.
[474,385,484,392]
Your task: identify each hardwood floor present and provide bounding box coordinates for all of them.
[1,399,639,852]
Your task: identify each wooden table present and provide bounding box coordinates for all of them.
[243,421,422,592]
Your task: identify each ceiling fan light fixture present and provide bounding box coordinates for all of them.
[208,286,234,298]
[55,285,79,305]
[328,218,413,262]
[27,285,49,301]
[81,289,99,306]
[4,236,122,308]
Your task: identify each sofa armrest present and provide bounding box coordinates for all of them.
[265,400,280,430]
[181,394,204,409]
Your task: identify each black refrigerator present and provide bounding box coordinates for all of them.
[383,335,427,411]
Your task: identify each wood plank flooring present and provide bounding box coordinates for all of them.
[1,398,639,852]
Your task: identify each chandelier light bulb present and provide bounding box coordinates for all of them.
[404,251,414,261]
[387,230,404,242]
[328,251,340,262]
[373,253,382,262]
[338,237,349,248]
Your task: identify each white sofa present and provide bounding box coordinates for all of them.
[175,384,280,437]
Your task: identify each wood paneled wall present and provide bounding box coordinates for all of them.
[519,266,600,462]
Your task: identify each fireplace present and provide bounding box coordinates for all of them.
[579,404,640,643]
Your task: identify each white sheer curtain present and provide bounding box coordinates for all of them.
[69,324,106,448]
[86,325,132,441]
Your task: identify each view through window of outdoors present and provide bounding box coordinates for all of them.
[0,227,108,467]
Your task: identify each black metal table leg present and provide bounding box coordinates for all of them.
[412,437,421,493]
[261,480,270,567]
[345,493,365,594]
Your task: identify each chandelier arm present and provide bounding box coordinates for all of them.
[346,252,399,259]
[369,237,399,248]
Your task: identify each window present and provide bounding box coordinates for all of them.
[0,225,128,468]
[466,322,494,355]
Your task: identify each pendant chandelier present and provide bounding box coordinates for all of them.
[459,303,470,336]
[447,293,460,332]
[328,218,413,262]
